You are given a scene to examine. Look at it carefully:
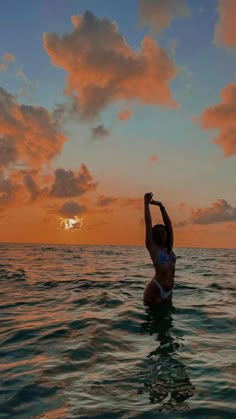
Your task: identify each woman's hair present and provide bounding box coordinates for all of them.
[152,224,171,252]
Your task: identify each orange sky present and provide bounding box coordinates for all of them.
[0,0,236,248]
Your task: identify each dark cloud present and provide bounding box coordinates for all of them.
[97,195,117,207]
[23,172,40,200]
[59,201,86,217]
[190,199,236,224]
[50,164,98,198]
[91,124,109,139]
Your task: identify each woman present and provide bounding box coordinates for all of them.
[143,192,176,305]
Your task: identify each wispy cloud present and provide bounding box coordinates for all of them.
[148,154,158,163]
[96,194,143,210]
[117,109,133,121]
[138,0,190,33]
[0,63,7,72]
[3,53,15,62]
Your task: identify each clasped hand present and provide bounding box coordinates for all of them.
[144,192,162,207]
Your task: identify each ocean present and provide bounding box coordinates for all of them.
[0,243,235,418]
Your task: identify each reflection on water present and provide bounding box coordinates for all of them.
[0,244,235,417]
[141,303,195,412]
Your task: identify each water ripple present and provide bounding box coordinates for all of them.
[0,244,235,417]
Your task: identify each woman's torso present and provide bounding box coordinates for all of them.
[143,244,176,305]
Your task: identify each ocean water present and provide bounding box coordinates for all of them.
[0,243,235,419]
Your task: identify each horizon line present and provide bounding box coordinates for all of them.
[0,241,235,250]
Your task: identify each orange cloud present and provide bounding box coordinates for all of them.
[214,0,236,48]
[225,222,236,231]
[117,109,133,121]
[0,87,99,222]
[0,87,70,214]
[43,11,178,119]
[173,220,187,227]
[0,63,7,72]
[148,154,158,163]
[3,53,15,62]
[178,202,186,213]
[198,83,236,157]
[0,87,67,171]
[190,199,236,224]
[138,0,190,33]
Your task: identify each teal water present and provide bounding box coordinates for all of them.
[0,243,235,418]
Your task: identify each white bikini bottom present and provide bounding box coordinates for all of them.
[152,278,173,300]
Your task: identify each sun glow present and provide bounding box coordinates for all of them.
[59,216,84,230]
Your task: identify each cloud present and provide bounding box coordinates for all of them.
[43,11,178,119]
[96,194,143,210]
[121,197,143,209]
[23,172,40,200]
[197,83,236,157]
[0,87,100,222]
[50,164,98,198]
[225,222,236,231]
[59,201,86,217]
[214,0,236,48]
[0,63,7,72]
[0,87,67,171]
[190,199,236,224]
[3,53,15,62]
[0,53,15,73]
[138,0,190,33]
[91,124,109,139]
[117,109,133,121]
[97,195,117,207]
[178,202,186,213]
[173,220,187,227]
[0,172,17,207]
[148,154,158,163]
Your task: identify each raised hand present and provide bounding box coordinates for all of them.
[150,199,163,207]
[144,192,153,204]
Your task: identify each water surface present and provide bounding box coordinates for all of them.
[0,243,235,418]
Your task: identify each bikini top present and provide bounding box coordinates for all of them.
[154,250,176,266]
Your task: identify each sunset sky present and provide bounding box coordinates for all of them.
[0,0,236,248]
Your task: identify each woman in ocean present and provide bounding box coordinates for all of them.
[143,192,176,305]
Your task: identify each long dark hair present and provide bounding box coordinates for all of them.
[152,224,171,253]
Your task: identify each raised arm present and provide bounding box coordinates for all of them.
[150,200,174,250]
[144,192,153,250]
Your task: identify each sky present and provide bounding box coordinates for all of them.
[0,0,236,248]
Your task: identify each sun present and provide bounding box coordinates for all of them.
[59,216,84,230]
